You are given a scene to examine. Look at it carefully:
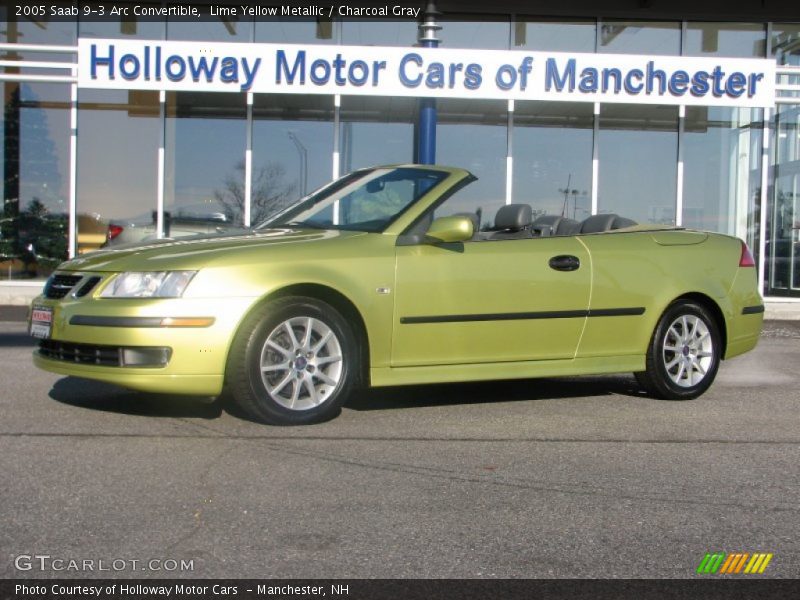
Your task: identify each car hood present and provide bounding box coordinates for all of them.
[57,228,367,272]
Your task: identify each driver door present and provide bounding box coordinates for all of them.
[391,236,592,367]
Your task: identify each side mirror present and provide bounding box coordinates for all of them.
[425,215,474,244]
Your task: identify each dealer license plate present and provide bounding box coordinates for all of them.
[30,306,53,340]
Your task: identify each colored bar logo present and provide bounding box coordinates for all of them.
[696,552,773,574]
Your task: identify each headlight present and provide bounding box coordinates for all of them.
[100,271,196,298]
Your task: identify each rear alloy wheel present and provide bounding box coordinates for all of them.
[635,301,722,400]
[228,297,357,425]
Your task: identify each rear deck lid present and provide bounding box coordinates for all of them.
[650,231,708,246]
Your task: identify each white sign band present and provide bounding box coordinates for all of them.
[78,39,776,108]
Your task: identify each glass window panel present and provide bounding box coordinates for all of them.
[513,19,596,53]
[437,99,507,228]
[78,4,165,39]
[165,92,246,227]
[0,14,75,45]
[252,94,334,224]
[77,89,160,252]
[774,107,800,175]
[513,101,593,219]
[2,82,70,279]
[0,83,4,214]
[773,24,800,111]
[0,14,76,70]
[167,17,253,42]
[683,107,762,239]
[439,19,510,50]
[599,20,680,55]
[339,96,415,173]
[767,105,800,295]
[341,20,418,46]
[598,104,678,224]
[772,23,800,66]
[685,22,766,58]
[256,19,336,44]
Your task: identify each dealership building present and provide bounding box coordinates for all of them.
[1,1,799,307]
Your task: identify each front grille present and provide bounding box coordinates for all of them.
[44,274,83,299]
[39,339,122,366]
[74,276,102,298]
[38,340,172,368]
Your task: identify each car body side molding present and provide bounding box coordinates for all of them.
[399,307,645,324]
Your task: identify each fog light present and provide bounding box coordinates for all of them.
[121,347,172,367]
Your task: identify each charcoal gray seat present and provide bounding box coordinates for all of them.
[610,216,637,229]
[531,215,582,236]
[489,204,533,240]
[580,213,618,233]
[556,218,582,235]
[579,213,637,234]
[531,215,562,236]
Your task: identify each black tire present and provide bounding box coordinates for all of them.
[227,296,358,425]
[635,300,722,400]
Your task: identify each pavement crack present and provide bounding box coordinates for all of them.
[162,446,233,556]
[171,417,229,437]
[256,442,800,515]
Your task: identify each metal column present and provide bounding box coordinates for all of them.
[416,1,440,165]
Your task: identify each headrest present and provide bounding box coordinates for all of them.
[611,216,637,229]
[557,218,581,235]
[580,213,618,233]
[495,204,532,231]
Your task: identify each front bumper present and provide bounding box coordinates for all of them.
[30,288,256,396]
[32,352,227,395]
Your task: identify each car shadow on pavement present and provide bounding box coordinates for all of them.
[47,374,649,425]
[49,376,224,419]
[345,374,648,412]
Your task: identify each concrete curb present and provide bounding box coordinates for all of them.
[765,302,800,321]
[0,282,43,307]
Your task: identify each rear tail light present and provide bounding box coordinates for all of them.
[739,241,756,267]
[107,224,124,242]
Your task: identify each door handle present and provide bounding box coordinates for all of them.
[549,255,580,271]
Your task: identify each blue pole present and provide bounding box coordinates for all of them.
[417,3,440,165]
[418,96,436,165]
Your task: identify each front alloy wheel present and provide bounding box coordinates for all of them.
[635,300,722,400]
[228,296,358,425]
[259,316,343,411]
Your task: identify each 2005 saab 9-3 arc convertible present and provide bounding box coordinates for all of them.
[29,165,764,425]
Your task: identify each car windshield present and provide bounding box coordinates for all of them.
[256,167,449,233]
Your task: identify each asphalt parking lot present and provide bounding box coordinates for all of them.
[1,308,798,579]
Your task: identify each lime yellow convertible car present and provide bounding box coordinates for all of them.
[30,165,764,425]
